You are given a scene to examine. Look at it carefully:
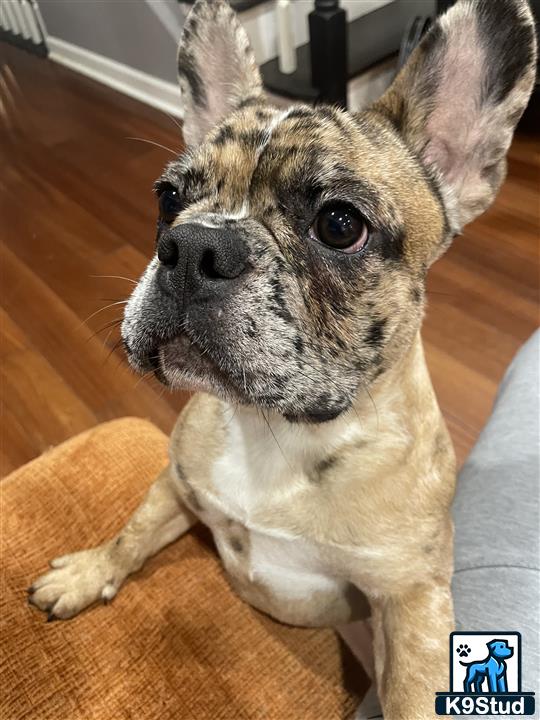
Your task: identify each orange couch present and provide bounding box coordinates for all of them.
[1,418,367,719]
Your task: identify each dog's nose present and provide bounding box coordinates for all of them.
[157,222,249,304]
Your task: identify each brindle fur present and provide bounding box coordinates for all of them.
[30,1,536,717]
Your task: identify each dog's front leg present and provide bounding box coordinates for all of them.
[488,667,500,693]
[371,581,453,719]
[28,465,196,620]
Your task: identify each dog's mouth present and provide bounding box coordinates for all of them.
[126,332,253,404]
[161,334,243,399]
[125,332,350,423]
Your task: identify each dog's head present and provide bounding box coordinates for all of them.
[122,0,536,422]
[488,639,514,659]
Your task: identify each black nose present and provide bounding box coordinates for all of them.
[157,223,249,305]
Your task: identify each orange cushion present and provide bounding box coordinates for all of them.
[1,418,366,719]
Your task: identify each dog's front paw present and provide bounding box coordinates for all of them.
[28,544,123,621]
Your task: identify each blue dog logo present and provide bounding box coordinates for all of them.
[436,631,536,715]
[459,639,514,693]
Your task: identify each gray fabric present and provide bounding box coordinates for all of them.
[357,330,540,718]
[453,329,540,716]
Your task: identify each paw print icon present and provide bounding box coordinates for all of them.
[456,643,471,658]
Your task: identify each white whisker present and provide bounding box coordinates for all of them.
[79,301,127,328]
[90,274,138,285]
[126,136,179,156]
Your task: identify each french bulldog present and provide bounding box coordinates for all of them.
[29,0,536,716]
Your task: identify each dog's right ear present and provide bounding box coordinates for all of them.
[177,0,264,149]
[371,0,536,239]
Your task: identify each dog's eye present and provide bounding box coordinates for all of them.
[158,184,183,224]
[311,204,368,253]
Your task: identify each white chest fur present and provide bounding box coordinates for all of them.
[210,404,362,519]
[206,405,364,601]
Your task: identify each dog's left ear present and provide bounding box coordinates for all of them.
[177,0,263,148]
[372,0,537,236]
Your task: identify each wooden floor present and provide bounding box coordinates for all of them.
[1,43,539,476]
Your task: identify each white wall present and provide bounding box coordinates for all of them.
[38,0,394,83]
[38,0,188,84]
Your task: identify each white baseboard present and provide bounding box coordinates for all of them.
[47,37,183,118]
[46,35,392,124]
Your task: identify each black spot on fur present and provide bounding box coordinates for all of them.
[287,392,349,424]
[183,165,206,191]
[317,455,337,474]
[246,321,256,338]
[365,318,386,348]
[178,51,207,109]
[411,285,422,303]
[310,454,339,482]
[304,406,344,423]
[375,229,405,262]
[294,335,305,355]
[213,124,236,145]
[268,276,294,323]
[477,0,535,104]
[256,109,272,122]
[238,129,269,148]
[230,537,244,553]
[286,107,314,120]
[304,182,324,207]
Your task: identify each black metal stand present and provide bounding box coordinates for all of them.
[436,0,456,11]
[308,0,347,108]
[260,0,430,107]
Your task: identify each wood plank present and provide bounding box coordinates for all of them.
[0,309,97,475]
[1,244,181,454]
